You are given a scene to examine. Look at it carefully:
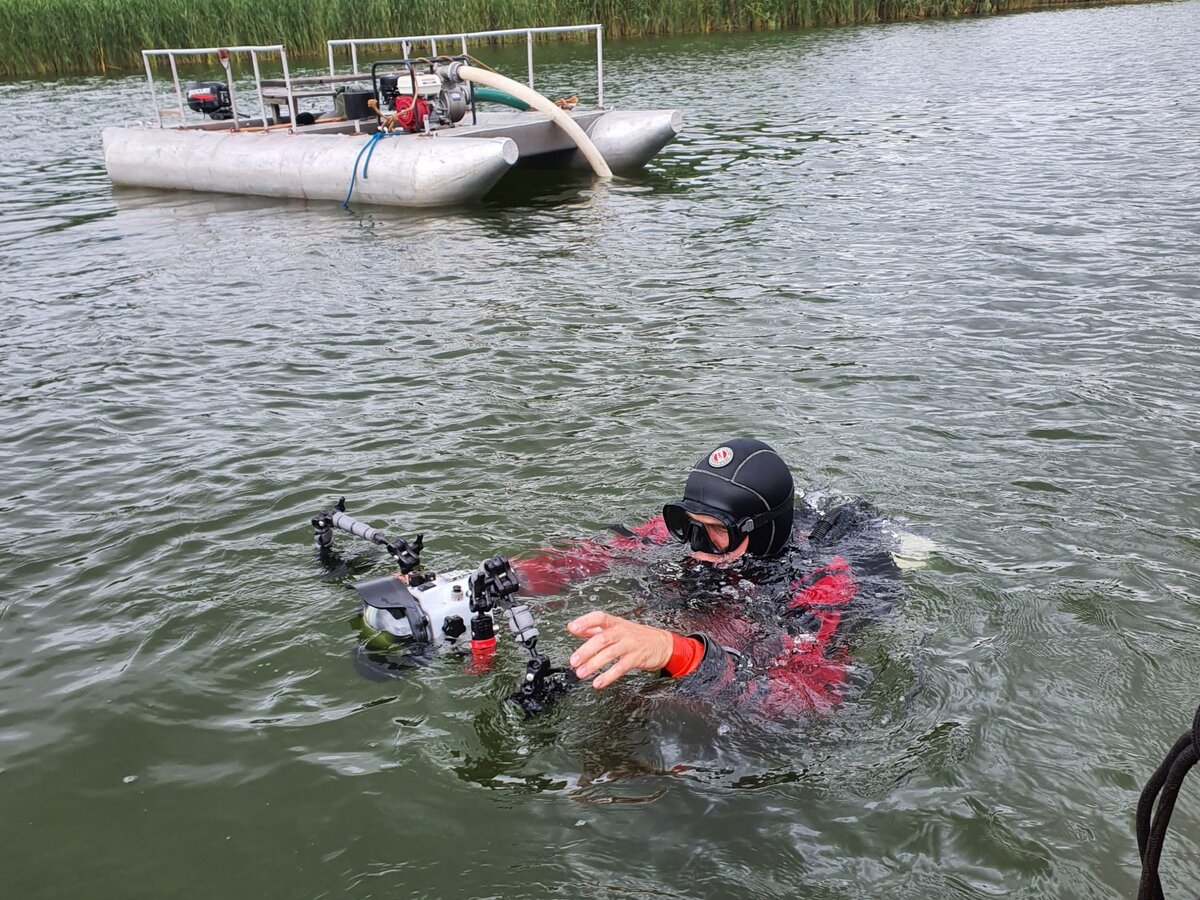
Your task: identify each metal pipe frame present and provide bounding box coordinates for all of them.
[140,45,288,130]
[326,24,604,102]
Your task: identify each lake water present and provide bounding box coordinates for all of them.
[3,2,1199,897]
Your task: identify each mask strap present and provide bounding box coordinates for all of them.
[736,496,793,535]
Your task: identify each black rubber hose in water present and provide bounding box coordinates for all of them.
[1136,703,1200,900]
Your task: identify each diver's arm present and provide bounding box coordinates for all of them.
[565,611,845,714]
[512,515,669,596]
[565,562,858,702]
[665,627,850,715]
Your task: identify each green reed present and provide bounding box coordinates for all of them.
[0,0,1118,76]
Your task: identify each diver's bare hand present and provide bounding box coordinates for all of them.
[567,611,675,689]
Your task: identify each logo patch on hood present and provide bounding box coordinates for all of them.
[708,446,734,468]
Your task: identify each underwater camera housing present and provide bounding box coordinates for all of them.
[312,498,576,715]
[355,570,475,645]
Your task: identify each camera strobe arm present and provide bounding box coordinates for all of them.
[312,497,424,573]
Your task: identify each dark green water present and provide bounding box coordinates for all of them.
[3,3,1199,897]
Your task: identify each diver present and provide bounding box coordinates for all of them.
[512,438,912,716]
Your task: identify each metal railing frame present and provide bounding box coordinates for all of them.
[326,24,604,109]
[141,45,295,131]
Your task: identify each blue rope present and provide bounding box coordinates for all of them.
[342,131,401,210]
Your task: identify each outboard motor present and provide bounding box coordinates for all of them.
[185,82,233,120]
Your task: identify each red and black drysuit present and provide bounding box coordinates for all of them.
[512,498,902,716]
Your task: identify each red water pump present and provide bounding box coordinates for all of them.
[394,94,430,133]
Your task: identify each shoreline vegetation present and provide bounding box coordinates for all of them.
[1,0,1152,77]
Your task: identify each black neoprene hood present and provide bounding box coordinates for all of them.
[666,438,795,557]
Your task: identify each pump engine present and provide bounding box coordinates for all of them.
[371,59,470,132]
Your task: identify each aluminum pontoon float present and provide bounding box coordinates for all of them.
[102,25,683,208]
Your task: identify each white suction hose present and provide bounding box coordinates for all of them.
[454,64,613,179]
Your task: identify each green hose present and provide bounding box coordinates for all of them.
[471,86,531,111]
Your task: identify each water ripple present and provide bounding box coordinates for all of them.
[3,4,1200,898]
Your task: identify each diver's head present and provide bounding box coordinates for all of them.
[662,439,795,562]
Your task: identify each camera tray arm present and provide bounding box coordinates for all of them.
[313,497,423,573]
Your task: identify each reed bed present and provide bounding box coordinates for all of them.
[0,0,1118,76]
